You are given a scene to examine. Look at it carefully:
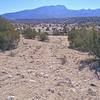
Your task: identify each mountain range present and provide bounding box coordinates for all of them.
[2,5,100,20]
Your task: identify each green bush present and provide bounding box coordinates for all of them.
[68,27,100,59]
[22,28,37,39]
[38,32,48,42]
[0,17,20,51]
[68,27,100,79]
[22,28,48,42]
[53,29,62,36]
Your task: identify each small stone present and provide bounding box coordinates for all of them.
[2,71,7,74]
[44,74,49,78]
[16,73,20,76]
[21,75,25,78]
[30,79,36,83]
[48,88,55,93]
[8,75,13,78]
[88,88,96,96]
[29,61,34,63]
[40,72,45,75]
[58,92,62,96]
[50,65,53,69]
[71,88,76,92]
[7,96,15,100]
[90,83,97,87]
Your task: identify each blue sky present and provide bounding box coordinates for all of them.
[0,0,100,14]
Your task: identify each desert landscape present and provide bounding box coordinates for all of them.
[0,35,100,100]
[0,1,100,100]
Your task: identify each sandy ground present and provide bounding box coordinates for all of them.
[0,36,100,100]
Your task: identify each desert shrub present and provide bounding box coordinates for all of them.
[68,27,100,58]
[53,29,62,36]
[22,28,48,42]
[68,27,100,79]
[0,17,12,32]
[0,17,20,51]
[22,28,37,39]
[38,32,48,42]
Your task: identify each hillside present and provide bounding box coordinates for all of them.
[2,5,100,20]
[0,36,100,100]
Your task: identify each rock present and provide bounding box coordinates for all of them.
[71,88,76,92]
[56,78,74,87]
[30,79,36,83]
[8,75,13,78]
[90,83,97,87]
[7,96,15,100]
[50,65,53,69]
[21,74,25,78]
[57,92,62,96]
[88,88,96,96]
[40,72,44,75]
[1,70,8,74]
[44,74,49,78]
[48,88,55,93]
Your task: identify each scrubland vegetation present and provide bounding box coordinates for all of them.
[22,28,48,41]
[0,17,49,52]
[68,27,100,59]
[22,28,37,39]
[68,26,100,79]
[0,17,20,51]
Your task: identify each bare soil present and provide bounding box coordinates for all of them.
[0,36,100,100]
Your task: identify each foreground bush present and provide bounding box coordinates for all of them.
[68,27,100,59]
[68,27,100,79]
[22,28,37,39]
[0,17,20,51]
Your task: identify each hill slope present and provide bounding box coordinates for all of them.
[2,5,100,19]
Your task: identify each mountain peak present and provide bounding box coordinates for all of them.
[2,5,100,20]
[35,5,67,10]
[54,5,66,8]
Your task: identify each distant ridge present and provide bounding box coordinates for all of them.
[2,5,100,20]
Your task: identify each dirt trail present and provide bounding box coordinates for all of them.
[0,36,100,100]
